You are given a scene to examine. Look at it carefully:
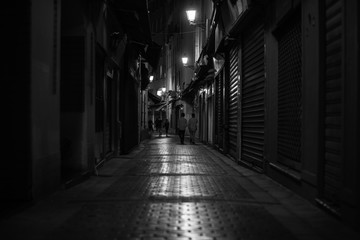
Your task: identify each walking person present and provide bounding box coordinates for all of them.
[177,113,187,144]
[155,117,163,137]
[148,119,153,133]
[164,118,170,137]
[188,113,198,144]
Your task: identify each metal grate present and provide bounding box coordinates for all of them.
[277,12,302,167]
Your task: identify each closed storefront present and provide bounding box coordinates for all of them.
[240,23,265,170]
[215,69,224,150]
[227,44,240,159]
[199,92,207,142]
[319,0,344,213]
[276,9,302,170]
[207,83,214,144]
[104,74,114,155]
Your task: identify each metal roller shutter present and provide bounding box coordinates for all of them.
[215,70,224,150]
[322,0,343,210]
[227,45,240,159]
[241,23,265,169]
[104,77,113,154]
[277,11,302,169]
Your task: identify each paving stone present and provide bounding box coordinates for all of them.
[1,135,359,240]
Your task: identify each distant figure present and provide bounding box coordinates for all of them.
[177,113,187,144]
[148,120,153,132]
[164,119,170,137]
[155,117,163,137]
[188,113,198,144]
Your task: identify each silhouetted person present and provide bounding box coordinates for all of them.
[148,120,153,132]
[155,117,163,137]
[188,113,198,144]
[164,118,170,137]
[177,113,187,144]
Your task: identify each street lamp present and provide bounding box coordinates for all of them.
[149,75,154,82]
[185,9,205,29]
[186,10,196,23]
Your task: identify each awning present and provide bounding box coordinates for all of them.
[182,64,215,98]
[149,101,167,112]
[169,97,181,105]
[155,103,167,111]
[149,96,180,111]
[148,91,161,104]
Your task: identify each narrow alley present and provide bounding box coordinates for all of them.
[1,134,358,240]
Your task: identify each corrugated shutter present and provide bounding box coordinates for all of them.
[104,77,113,154]
[277,11,302,169]
[227,45,240,159]
[241,23,265,169]
[215,70,224,149]
[322,0,343,209]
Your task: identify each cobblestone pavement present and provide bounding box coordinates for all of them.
[1,135,359,240]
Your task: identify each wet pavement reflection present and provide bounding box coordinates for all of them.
[3,134,358,240]
[51,135,295,240]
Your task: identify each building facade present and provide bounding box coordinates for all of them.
[3,0,152,203]
[182,0,359,230]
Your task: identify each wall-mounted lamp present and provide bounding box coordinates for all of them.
[149,75,154,82]
[186,10,196,22]
[185,9,205,29]
[182,56,194,70]
[157,87,167,97]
